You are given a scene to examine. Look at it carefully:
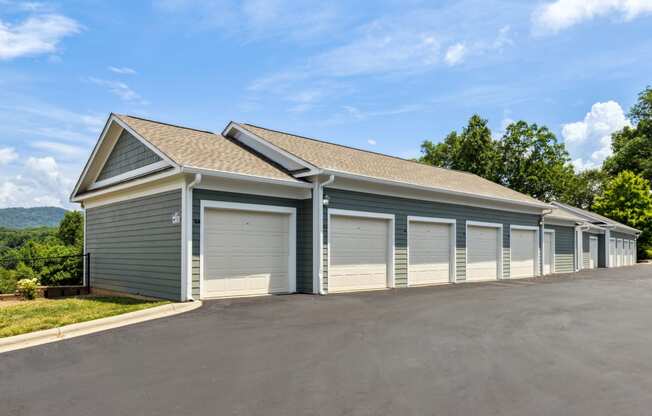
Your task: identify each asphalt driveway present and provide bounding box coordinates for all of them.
[3,265,652,416]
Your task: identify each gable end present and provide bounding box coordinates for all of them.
[97,130,163,181]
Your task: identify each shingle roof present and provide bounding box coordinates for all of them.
[116,115,300,183]
[546,206,584,223]
[239,123,548,207]
[551,202,640,233]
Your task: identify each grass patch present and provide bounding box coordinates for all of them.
[0,296,169,338]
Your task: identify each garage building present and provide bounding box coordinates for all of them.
[71,114,640,300]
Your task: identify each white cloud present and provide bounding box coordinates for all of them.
[445,43,467,66]
[88,77,148,104]
[153,0,343,42]
[0,156,75,208]
[571,158,597,172]
[0,147,18,165]
[0,14,81,60]
[108,66,137,75]
[562,100,631,170]
[247,16,516,113]
[532,0,652,34]
[367,139,377,145]
[31,141,87,158]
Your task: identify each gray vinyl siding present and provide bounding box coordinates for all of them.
[97,130,162,180]
[545,225,575,274]
[322,188,540,291]
[86,189,182,300]
[191,189,312,298]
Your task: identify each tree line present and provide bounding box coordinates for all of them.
[0,211,84,294]
[419,87,652,259]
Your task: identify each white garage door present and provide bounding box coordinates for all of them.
[203,208,292,298]
[625,240,631,265]
[329,215,390,293]
[589,237,598,269]
[511,228,538,278]
[408,220,452,286]
[609,238,616,267]
[617,239,623,267]
[467,225,501,281]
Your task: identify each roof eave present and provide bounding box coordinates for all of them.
[320,169,552,211]
[180,165,313,189]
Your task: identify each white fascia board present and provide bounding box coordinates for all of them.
[71,169,182,203]
[223,122,321,175]
[544,218,580,227]
[180,165,313,189]
[321,169,551,211]
[111,115,178,167]
[87,160,171,191]
[70,114,114,201]
[551,202,640,233]
[70,114,180,201]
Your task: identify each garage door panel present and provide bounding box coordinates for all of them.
[511,229,537,278]
[203,208,291,298]
[467,225,500,281]
[409,222,451,285]
[329,215,389,292]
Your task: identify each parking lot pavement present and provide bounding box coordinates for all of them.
[2,265,652,416]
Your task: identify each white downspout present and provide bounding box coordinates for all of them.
[540,209,552,277]
[185,173,202,301]
[314,175,334,295]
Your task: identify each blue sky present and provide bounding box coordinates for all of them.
[0,0,651,208]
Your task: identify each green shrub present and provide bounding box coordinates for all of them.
[0,268,17,294]
[16,278,39,300]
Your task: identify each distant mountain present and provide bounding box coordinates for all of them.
[0,207,68,229]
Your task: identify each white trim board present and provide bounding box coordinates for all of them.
[326,209,396,292]
[543,229,556,275]
[88,160,171,191]
[406,216,457,286]
[508,225,540,279]
[71,114,179,200]
[465,221,504,281]
[199,200,297,299]
[223,122,320,175]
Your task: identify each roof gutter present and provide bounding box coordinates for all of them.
[180,166,313,189]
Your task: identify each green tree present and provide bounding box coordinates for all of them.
[57,211,84,249]
[604,86,652,182]
[420,114,498,180]
[593,171,652,259]
[495,121,574,202]
[559,169,609,210]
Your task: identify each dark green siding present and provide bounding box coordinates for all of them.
[323,188,541,291]
[545,225,575,273]
[86,189,182,300]
[598,234,606,267]
[191,189,312,298]
[97,130,162,180]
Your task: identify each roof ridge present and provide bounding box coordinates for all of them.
[119,114,217,135]
[242,123,484,179]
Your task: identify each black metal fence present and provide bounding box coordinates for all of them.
[1,253,90,288]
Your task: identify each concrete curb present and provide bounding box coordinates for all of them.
[0,301,202,354]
